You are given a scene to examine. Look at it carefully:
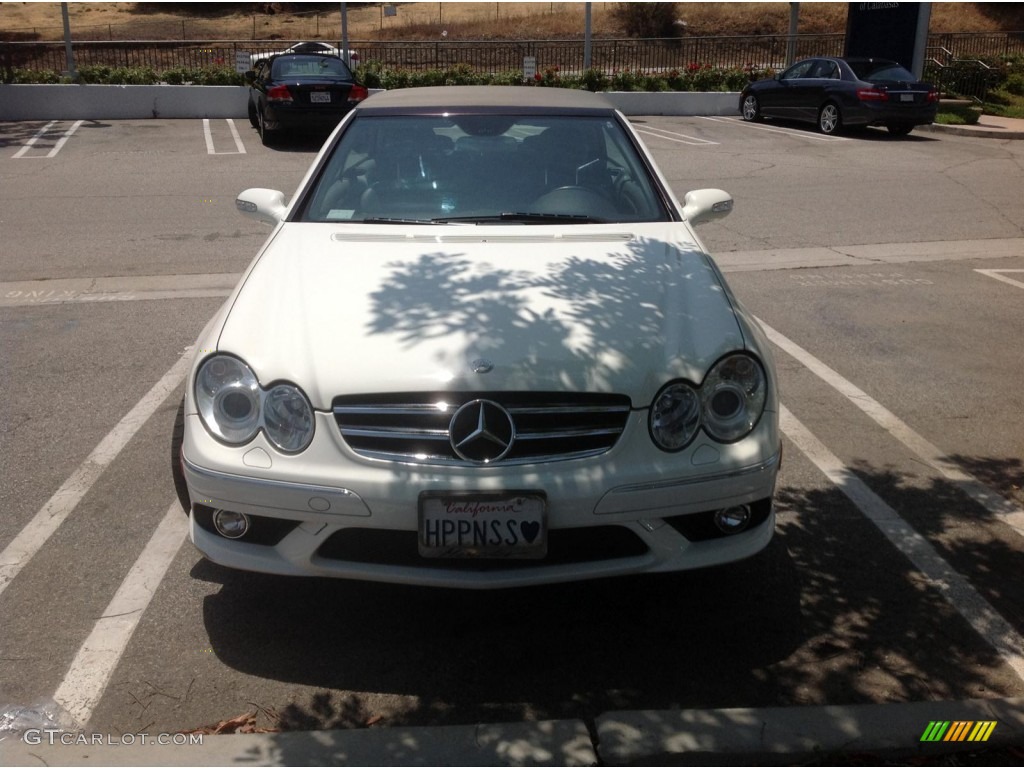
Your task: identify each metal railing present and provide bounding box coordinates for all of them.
[925,46,997,102]
[2,32,1021,79]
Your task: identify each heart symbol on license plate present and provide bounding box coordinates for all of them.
[520,521,540,544]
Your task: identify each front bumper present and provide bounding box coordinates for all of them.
[183,410,780,589]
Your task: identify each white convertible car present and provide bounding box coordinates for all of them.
[173,86,781,589]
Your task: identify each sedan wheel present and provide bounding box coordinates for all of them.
[247,100,259,129]
[741,93,762,122]
[818,102,842,135]
[887,123,914,137]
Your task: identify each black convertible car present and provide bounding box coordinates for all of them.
[246,53,368,145]
[740,57,939,136]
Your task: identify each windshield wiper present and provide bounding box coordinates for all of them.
[432,212,609,224]
[359,217,438,225]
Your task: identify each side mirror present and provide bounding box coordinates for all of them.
[681,188,734,225]
[236,188,287,225]
[244,70,256,83]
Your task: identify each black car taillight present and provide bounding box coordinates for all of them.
[927,89,939,103]
[267,84,293,103]
[856,87,888,102]
[348,84,369,103]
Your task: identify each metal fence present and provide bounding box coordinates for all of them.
[3,31,1023,77]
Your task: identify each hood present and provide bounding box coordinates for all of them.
[217,223,745,409]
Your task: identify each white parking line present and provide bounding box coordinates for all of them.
[0,350,192,599]
[780,404,1024,683]
[12,120,83,159]
[53,500,189,727]
[699,115,850,142]
[759,319,1024,537]
[975,269,1024,291]
[635,126,719,146]
[203,118,247,155]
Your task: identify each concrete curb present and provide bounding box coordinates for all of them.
[2,699,1021,766]
[1,719,598,767]
[595,697,1024,765]
[917,122,1024,140]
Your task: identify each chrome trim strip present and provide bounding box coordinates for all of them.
[184,457,363,498]
[334,404,451,415]
[610,453,781,494]
[353,446,611,466]
[516,427,622,440]
[507,405,631,415]
[340,426,449,439]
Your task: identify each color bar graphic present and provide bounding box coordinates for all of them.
[920,721,997,742]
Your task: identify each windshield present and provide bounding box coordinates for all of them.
[848,60,916,82]
[299,114,670,224]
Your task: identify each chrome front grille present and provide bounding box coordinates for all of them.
[332,392,632,466]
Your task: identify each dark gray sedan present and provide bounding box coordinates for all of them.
[739,57,938,136]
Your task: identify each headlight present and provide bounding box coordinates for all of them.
[194,355,315,452]
[701,353,767,443]
[196,355,261,443]
[263,384,315,453]
[650,381,701,451]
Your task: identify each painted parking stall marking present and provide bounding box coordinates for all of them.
[202,118,246,155]
[699,115,850,142]
[790,271,934,288]
[760,318,1024,538]
[12,120,84,158]
[634,125,719,146]
[1,274,238,307]
[975,269,1024,291]
[53,500,189,727]
[780,404,1024,682]
[0,349,192,598]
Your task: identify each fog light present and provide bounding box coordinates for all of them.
[213,509,250,539]
[713,505,751,534]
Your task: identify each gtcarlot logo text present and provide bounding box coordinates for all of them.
[22,729,203,746]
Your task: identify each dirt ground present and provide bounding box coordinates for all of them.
[0,2,1014,43]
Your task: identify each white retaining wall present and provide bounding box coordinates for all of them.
[0,84,741,120]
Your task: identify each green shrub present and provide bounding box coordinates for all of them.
[9,68,65,83]
[936,103,981,124]
[5,60,755,93]
[1003,73,1024,96]
[580,67,609,92]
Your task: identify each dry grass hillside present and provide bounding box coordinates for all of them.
[1,2,1021,42]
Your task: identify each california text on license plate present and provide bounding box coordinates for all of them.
[310,92,331,103]
[418,493,547,559]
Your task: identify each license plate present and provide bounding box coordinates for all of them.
[418,493,547,559]
[900,93,914,102]
[310,92,331,103]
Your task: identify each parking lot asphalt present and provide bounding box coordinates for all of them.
[1,114,1023,766]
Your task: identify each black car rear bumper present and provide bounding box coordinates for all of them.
[844,101,938,127]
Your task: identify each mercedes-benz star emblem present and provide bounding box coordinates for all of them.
[449,399,515,463]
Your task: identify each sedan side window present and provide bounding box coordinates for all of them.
[810,60,838,79]
[780,60,816,81]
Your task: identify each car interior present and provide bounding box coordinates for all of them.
[302,115,667,223]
